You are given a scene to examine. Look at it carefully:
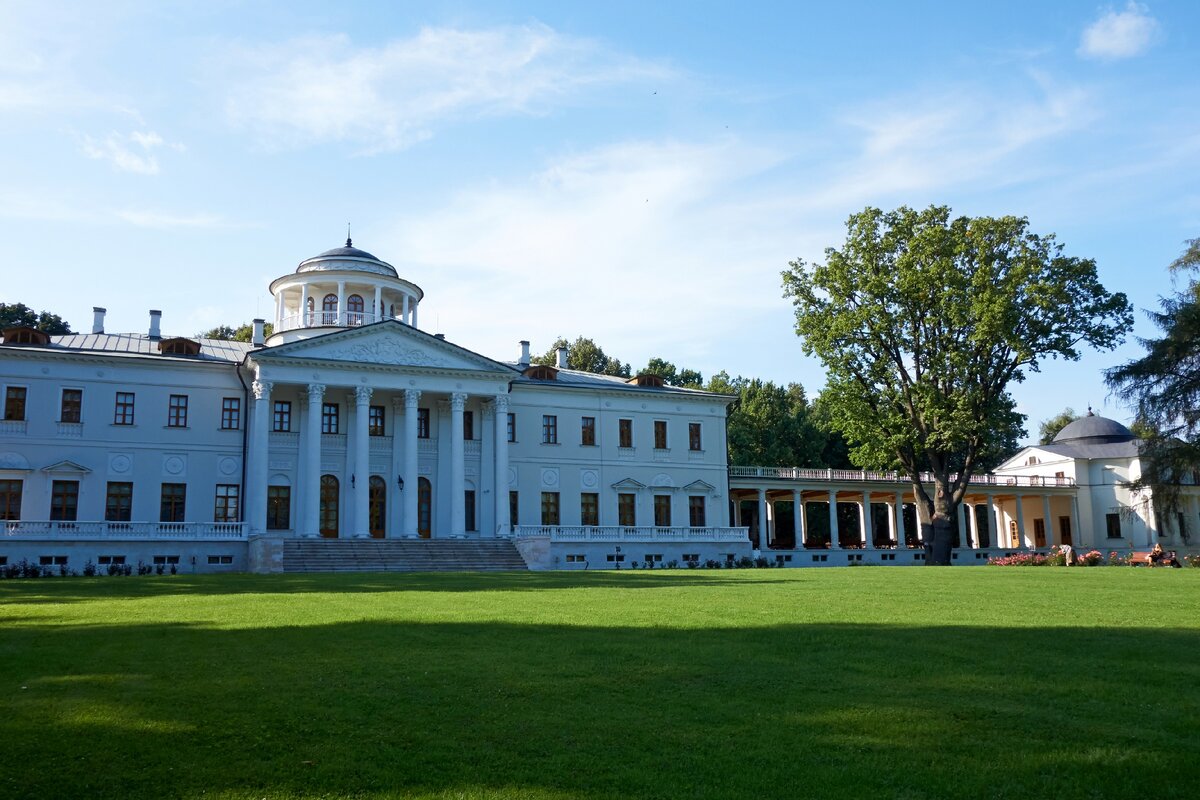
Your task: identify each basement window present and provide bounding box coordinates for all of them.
[39,555,68,566]
[153,555,181,565]
[207,555,233,565]
[98,555,126,565]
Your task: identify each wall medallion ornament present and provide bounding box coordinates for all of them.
[581,469,598,488]
[218,457,239,476]
[541,468,559,488]
[109,454,132,474]
[163,455,186,476]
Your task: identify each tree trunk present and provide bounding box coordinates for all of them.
[926,483,955,565]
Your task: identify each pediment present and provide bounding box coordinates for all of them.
[42,460,91,474]
[683,479,717,494]
[611,478,647,491]
[256,321,515,375]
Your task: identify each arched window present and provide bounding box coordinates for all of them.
[319,475,339,538]
[369,476,386,538]
[347,294,364,326]
[322,294,338,325]
[306,296,315,326]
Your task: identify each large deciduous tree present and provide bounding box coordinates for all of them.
[532,336,630,377]
[1038,407,1080,445]
[1105,237,1200,543]
[201,322,274,342]
[783,205,1132,564]
[0,302,72,334]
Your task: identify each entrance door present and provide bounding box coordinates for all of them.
[1058,515,1073,546]
[418,477,432,539]
[369,476,386,539]
[319,475,339,538]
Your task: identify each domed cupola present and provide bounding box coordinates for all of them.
[1052,410,1136,445]
[267,238,424,344]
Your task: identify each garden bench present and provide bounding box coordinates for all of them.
[1129,552,1153,566]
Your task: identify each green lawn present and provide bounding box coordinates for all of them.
[2,568,1199,800]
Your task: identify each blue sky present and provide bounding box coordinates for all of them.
[2,1,1197,442]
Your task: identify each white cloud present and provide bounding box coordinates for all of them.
[1079,3,1160,60]
[116,210,233,229]
[80,130,182,175]
[217,24,672,152]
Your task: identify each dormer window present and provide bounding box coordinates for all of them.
[158,338,201,356]
[627,374,664,388]
[2,327,50,345]
[523,365,558,381]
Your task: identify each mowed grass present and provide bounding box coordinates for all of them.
[2,568,1199,800]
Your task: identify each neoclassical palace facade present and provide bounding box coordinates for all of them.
[1,242,1195,571]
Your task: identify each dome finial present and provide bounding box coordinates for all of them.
[1087,404,1094,417]
[345,222,352,248]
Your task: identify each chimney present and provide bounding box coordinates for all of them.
[251,318,265,347]
[92,307,106,335]
[518,340,530,367]
[556,345,568,369]
[148,310,162,340]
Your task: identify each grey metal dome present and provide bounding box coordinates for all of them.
[1052,413,1135,444]
[296,238,398,278]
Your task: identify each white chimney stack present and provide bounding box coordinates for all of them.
[556,345,568,369]
[518,340,530,367]
[251,318,265,347]
[148,310,162,340]
[92,307,106,335]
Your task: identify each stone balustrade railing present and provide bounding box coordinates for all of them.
[510,525,750,542]
[728,466,1076,488]
[4,521,248,539]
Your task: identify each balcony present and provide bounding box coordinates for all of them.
[510,525,749,543]
[4,521,248,539]
[728,466,1076,488]
[277,311,405,333]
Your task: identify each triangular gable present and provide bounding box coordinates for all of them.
[41,460,91,474]
[994,445,1075,473]
[683,479,717,494]
[611,478,646,490]
[255,320,517,375]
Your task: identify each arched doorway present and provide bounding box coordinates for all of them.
[418,477,432,539]
[319,475,339,538]
[369,476,386,539]
[347,294,364,325]
[322,294,338,325]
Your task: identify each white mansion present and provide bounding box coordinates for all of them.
[1,242,1194,572]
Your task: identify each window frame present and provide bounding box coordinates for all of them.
[3,385,27,421]
[113,392,136,425]
[465,489,477,532]
[581,416,596,446]
[105,482,133,522]
[463,410,474,440]
[272,400,292,433]
[618,418,633,448]
[167,394,189,428]
[417,408,430,439]
[368,405,386,437]
[160,483,187,523]
[220,397,241,430]
[60,388,83,424]
[506,412,516,443]
[509,490,519,526]
[267,486,291,530]
[321,402,340,435]
[542,414,558,444]
[0,479,23,520]
[580,492,599,526]
[654,420,668,450]
[653,494,672,527]
[214,484,240,523]
[618,493,636,527]
[688,495,706,527]
[688,422,702,452]
[49,480,79,522]
[540,491,560,525]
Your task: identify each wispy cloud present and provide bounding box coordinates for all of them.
[216,24,672,153]
[1078,2,1160,60]
[116,210,237,229]
[80,130,183,175]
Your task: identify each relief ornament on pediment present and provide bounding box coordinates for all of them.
[325,338,450,368]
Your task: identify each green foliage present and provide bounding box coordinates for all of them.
[0,302,73,334]
[642,357,703,388]
[201,322,274,342]
[532,336,630,377]
[1038,407,1079,445]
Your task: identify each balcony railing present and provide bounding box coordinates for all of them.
[277,311,409,333]
[510,525,750,542]
[3,521,248,539]
[728,466,1076,488]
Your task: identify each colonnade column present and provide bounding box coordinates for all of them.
[861,492,875,549]
[957,503,968,548]
[403,389,420,537]
[828,490,841,549]
[1015,494,1027,548]
[793,490,805,548]
[450,392,467,537]
[302,383,325,537]
[411,301,419,328]
[986,493,996,549]
[248,379,272,535]
[894,492,905,547]
[373,286,382,323]
[493,396,510,537]
[1042,495,1054,548]
[757,489,768,549]
[353,386,372,538]
[336,281,346,326]
[402,295,410,325]
[389,397,404,537]
[1070,495,1080,548]
[300,285,310,328]
[966,502,978,549]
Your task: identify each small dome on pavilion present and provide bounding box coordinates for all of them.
[1052,413,1135,444]
[296,238,399,278]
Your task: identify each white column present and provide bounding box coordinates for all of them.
[411,300,418,329]
[733,496,743,527]
[302,384,324,537]
[336,280,346,326]
[1040,494,1053,548]
[861,492,874,549]
[493,395,510,537]
[299,285,310,328]
[894,491,905,547]
[403,389,420,537]
[1015,494,1027,548]
[793,490,805,548]
[986,493,996,549]
[402,294,410,325]
[274,292,283,326]
[389,397,404,538]
[755,489,768,549]
[828,490,841,549]
[966,502,978,549]
[248,379,272,535]
[450,392,467,536]
[1070,495,1080,548]
[373,285,382,324]
[353,386,372,537]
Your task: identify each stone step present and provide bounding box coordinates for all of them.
[280,538,529,573]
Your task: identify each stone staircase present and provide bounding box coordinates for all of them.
[281,538,529,573]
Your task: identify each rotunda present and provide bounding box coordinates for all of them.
[1052,411,1137,445]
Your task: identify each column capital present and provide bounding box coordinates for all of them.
[307,383,326,401]
[404,388,421,408]
[493,394,510,413]
[252,380,273,400]
[450,392,468,411]
[391,395,405,411]
[354,385,373,406]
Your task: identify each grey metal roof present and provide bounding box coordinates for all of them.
[1036,440,1141,459]
[1053,414,1135,444]
[31,333,252,363]
[313,245,383,261]
[508,363,727,397]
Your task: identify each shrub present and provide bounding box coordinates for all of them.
[82,560,96,577]
[988,552,1048,566]
[1184,554,1200,569]
[1080,549,1104,566]
[1107,551,1130,566]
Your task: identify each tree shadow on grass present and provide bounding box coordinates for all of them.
[2,617,1198,800]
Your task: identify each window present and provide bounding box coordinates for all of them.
[541,492,560,525]
[322,294,338,325]
[606,553,626,563]
[49,480,79,521]
[98,555,126,565]
[542,414,558,444]
[581,493,599,526]
[347,294,364,325]
[465,490,476,532]
[565,554,587,563]
[618,493,636,526]
[618,418,633,448]
[0,479,22,520]
[654,420,667,449]
[39,555,68,566]
[581,416,596,446]
[160,483,186,523]
[688,423,702,451]
[1106,513,1122,539]
[167,394,188,427]
[61,389,83,423]
[506,412,516,442]
[321,402,339,434]
[463,410,474,440]
[214,485,240,523]
[643,553,663,563]
[689,496,706,527]
[267,486,291,530]
[417,408,430,438]
[3,386,26,421]
[215,397,239,430]
[683,553,700,562]
[114,392,135,425]
[654,495,671,527]
[273,401,292,432]
[153,555,180,565]
[207,555,234,565]
[369,405,385,436]
[510,491,519,526]
[105,482,133,522]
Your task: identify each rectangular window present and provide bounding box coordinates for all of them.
[1106,513,1122,539]
[463,410,474,440]
[369,405,385,436]
[417,408,430,438]
[39,555,68,566]
[509,490,519,526]
[207,555,233,565]
[618,493,636,526]
[542,414,558,444]
[272,401,292,432]
[321,402,339,434]
[465,490,477,532]
[221,397,241,430]
[153,555,180,565]
[689,495,706,527]
[0,479,22,520]
[3,386,26,421]
[49,480,79,522]
[114,392,135,425]
[267,486,291,530]
[618,418,633,448]
[654,494,672,527]
[565,554,586,563]
[105,482,133,522]
[61,389,83,423]
[160,483,186,523]
[688,422,702,451]
[580,492,599,526]
[167,394,188,427]
[581,416,596,446]
[644,553,663,563]
[214,485,240,523]
[541,492,560,525]
[98,555,126,565]
[654,420,668,450]
[506,412,516,442]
